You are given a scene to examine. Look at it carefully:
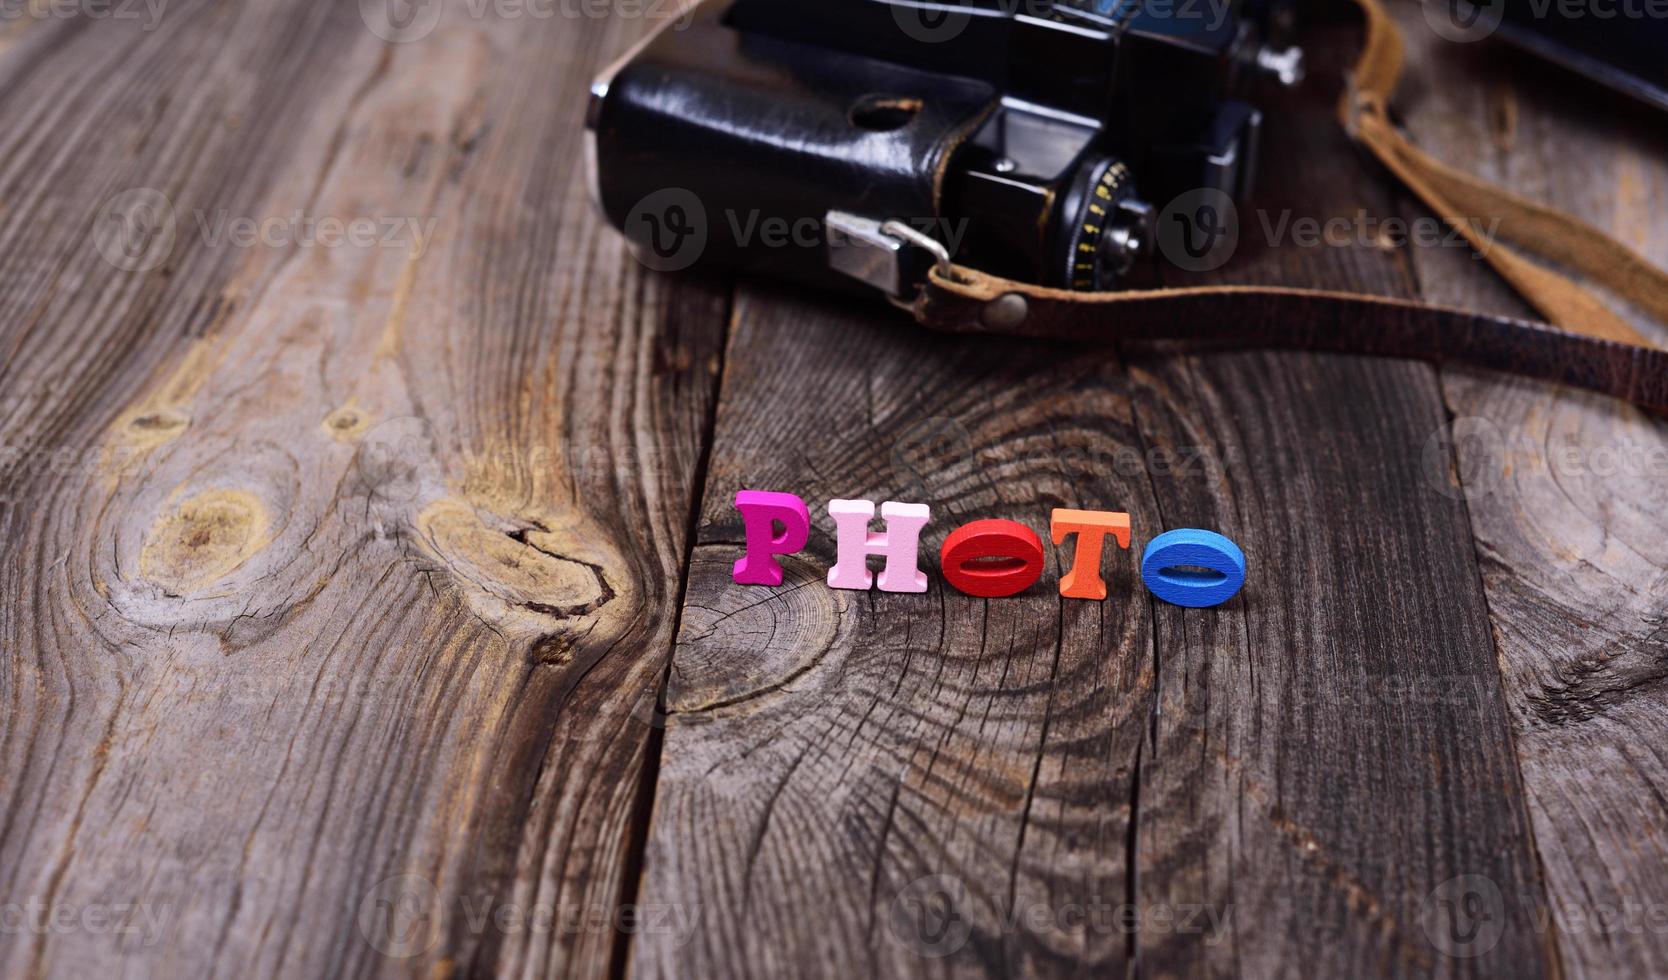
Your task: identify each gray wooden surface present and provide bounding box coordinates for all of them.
[0,1,1663,977]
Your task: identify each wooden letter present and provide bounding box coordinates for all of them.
[1051,508,1132,600]
[1139,528,1246,608]
[940,519,1045,598]
[732,490,810,587]
[826,499,931,593]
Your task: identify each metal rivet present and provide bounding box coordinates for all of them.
[981,292,1029,331]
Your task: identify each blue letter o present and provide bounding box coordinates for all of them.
[1140,529,1246,608]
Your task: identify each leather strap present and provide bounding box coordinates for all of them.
[908,0,1668,415]
[912,267,1668,415]
[1344,0,1668,348]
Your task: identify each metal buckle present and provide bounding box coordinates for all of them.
[826,211,952,306]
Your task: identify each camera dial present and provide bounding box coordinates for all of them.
[1055,157,1155,291]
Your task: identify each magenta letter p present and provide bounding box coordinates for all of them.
[732,490,811,587]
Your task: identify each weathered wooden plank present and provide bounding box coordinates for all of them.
[633,285,1162,978]
[1393,7,1668,977]
[1127,345,1556,979]
[0,3,724,977]
[1128,18,1552,978]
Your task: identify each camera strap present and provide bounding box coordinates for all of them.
[1343,0,1668,348]
[905,0,1668,415]
[910,267,1668,414]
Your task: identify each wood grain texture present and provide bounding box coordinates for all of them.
[634,285,1161,978]
[1121,23,1550,980]
[6,1,1666,977]
[632,15,1553,977]
[1390,5,1668,976]
[1104,18,1553,978]
[0,3,724,977]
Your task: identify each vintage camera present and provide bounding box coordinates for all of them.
[586,0,1300,298]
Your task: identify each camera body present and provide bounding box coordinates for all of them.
[1496,5,1668,112]
[587,0,1296,296]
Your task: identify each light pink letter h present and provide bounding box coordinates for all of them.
[826,499,931,593]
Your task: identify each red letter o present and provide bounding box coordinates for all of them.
[940,520,1045,598]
